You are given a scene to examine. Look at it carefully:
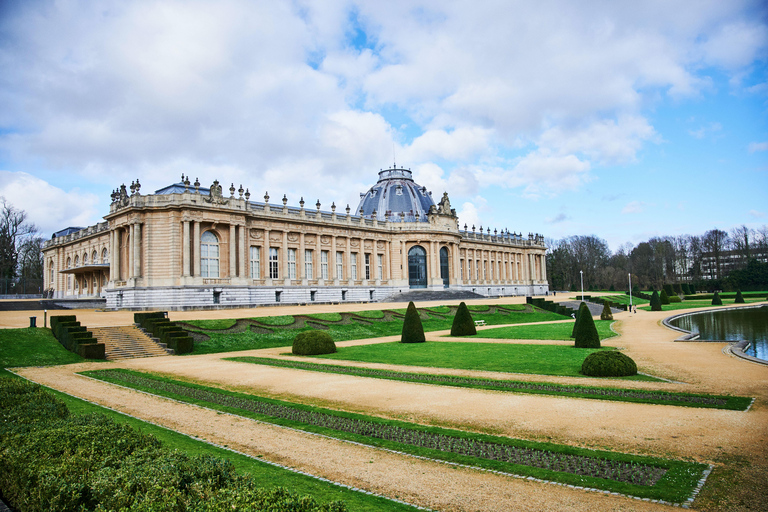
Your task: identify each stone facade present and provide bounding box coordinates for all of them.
[43,168,548,309]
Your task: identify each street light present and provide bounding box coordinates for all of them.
[628,273,633,313]
[580,270,584,302]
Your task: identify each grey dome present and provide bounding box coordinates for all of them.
[356,167,435,222]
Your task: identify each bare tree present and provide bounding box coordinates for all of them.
[0,197,40,279]
[702,229,729,279]
[731,225,752,269]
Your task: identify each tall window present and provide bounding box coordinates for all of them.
[468,260,472,280]
[200,231,220,277]
[83,252,88,265]
[336,251,343,280]
[269,248,279,279]
[74,255,79,267]
[321,251,329,280]
[364,254,371,280]
[288,248,296,279]
[460,260,464,280]
[92,250,97,264]
[377,254,383,280]
[250,246,261,279]
[304,249,313,279]
[67,257,72,269]
[102,248,108,263]
[483,261,487,280]
[351,252,358,280]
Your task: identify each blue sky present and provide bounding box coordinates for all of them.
[0,0,766,251]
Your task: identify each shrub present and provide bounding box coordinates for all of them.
[401,301,426,343]
[581,351,637,377]
[673,283,682,294]
[650,290,662,311]
[450,302,477,336]
[609,284,615,291]
[570,302,585,338]
[663,284,674,296]
[600,302,613,321]
[668,295,682,303]
[712,291,723,306]
[681,283,691,295]
[292,330,337,355]
[574,303,600,348]
[734,290,745,304]
[659,289,670,305]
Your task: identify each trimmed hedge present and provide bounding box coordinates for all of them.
[527,296,578,316]
[659,289,670,305]
[450,302,477,336]
[49,315,105,359]
[401,301,426,343]
[0,379,346,512]
[712,292,723,306]
[734,290,745,304]
[574,303,600,348]
[135,311,193,354]
[668,295,682,303]
[581,351,637,377]
[292,330,337,355]
[649,291,662,311]
[600,302,613,321]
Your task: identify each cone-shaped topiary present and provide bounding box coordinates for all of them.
[292,330,337,355]
[401,301,426,343]
[734,290,745,304]
[650,290,662,311]
[711,291,723,306]
[660,289,670,305]
[574,303,600,348]
[571,302,586,338]
[673,283,682,294]
[600,301,613,321]
[681,283,691,295]
[450,302,477,336]
[609,284,615,291]
[581,351,637,377]
[663,284,674,296]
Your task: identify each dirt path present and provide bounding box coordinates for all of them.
[12,301,768,511]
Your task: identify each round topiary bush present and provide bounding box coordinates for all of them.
[292,330,337,355]
[401,301,426,343]
[450,301,477,336]
[581,351,637,377]
[668,295,682,303]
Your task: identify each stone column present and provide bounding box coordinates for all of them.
[239,225,247,279]
[182,220,190,277]
[128,224,135,279]
[540,254,547,282]
[133,222,141,277]
[330,235,337,282]
[299,232,306,283]
[345,240,352,283]
[384,241,391,282]
[193,221,201,277]
[229,224,237,278]
[283,231,290,284]
[263,228,270,282]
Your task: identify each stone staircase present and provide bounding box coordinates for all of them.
[90,325,173,361]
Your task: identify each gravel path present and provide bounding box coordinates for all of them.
[12,300,768,511]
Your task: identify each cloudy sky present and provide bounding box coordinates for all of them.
[1,0,766,250]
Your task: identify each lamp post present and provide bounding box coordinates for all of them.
[580,270,584,302]
[628,273,633,313]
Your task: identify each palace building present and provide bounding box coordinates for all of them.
[42,167,548,309]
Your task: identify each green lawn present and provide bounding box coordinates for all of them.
[184,305,570,355]
[312,341,620,377]
[0,327,85,376]
[471,320,617,341]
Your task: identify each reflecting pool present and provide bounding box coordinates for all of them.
[669,306,768,361]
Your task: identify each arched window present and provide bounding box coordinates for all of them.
[82,252,88,265]
[440,247,449,288]
[74,255,79,267]
[92,250,98,264]
[408,245,427,289]
[66,257,72,269]
[49,259,54,286]
[102,248,108,264]
[200,231,219,278]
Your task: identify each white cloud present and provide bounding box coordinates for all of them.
[749,209,766,218]
[546,213,570,224]
[0,171,100,236]
[688,122,722,140]
[748,141,768,153]
[621,201,648,214]
[484,151,592,198]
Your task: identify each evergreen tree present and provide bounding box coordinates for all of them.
[660,289,670,305]
[401,301,426,343]
[650,290,662,311]
[711,291,722,306]
[681,283,691,295]
[450,302,477,336]
[574,303,601,348]
[571,302,586,337]
[734,290,745,304]
[609,284,615,291]
[663,284,674,296]
[600,301,613,321]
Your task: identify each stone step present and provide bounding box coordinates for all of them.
[90,326,173,361]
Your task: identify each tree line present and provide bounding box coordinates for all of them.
[0,197,44,294]
[546,226,768,292]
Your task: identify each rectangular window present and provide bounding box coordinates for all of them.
[484,261,487,280]
[377,254,383,280]
[250,246,260,279]
[364,253,371,280]
[321,251,329,280]
[288,248,296,279]
[304,249,313,279]
[336,251,343,280]
[460,260,464,280]
[351,253,358,280]
[468,260,472,280]
[269,248,279,279]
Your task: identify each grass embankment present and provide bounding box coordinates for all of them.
[81,368,709,504]
[183,304,568,354]
[225,357,751,410]
[471,319,617,341]
[0,328,417,511]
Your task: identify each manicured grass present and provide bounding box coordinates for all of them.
[312,341,619,377]
[305,312,343,322]
[0,327,85,376]
[353,310,385,319]
[81,368,709,504]
[596,294,650,306]
[182,318,238,330]
[639,298,766,312]
[5,373,411,511]
[472,320,617,341]
[226,356,750,409]
[184,305,570,355]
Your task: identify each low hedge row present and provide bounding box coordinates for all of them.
[526,297,575,318]
[0,379,346,512]
[134,312,194,354]
[49,315,105,359]
[582,295,628,312]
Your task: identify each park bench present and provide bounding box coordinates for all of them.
[474,320,486,327]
